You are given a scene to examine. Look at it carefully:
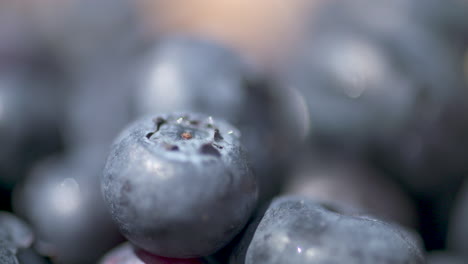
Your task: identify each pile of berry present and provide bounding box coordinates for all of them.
[1,0,468,263]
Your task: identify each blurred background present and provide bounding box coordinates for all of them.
[1,0,468,263]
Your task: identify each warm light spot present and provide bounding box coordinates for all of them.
[137,0,319,65]
[181,132,193,139]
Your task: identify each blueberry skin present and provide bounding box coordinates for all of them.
[102,113,258,258]
[0,212,33,251]
[134,36,254,123]
[0,212,36,264]
[243,196,425,264]
[0,245,17,264]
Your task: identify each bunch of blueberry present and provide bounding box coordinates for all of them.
[1,0,468,263]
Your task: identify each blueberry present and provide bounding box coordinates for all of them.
[239,195,425,264]
[133,36,289,203]
[283,155,418,228]
[373,98,468,199]
[283,28,460,152]
[278,0,468,197]
[0,245,17,264]
[0,211,38,264]
[14,147,122,264]
[134,36,255,123]
[102,113,258,258]
[0,212,33,250]
[280,12,419,151]
[99,243,205,264]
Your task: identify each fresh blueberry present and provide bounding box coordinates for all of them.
[99,243,205,264]
[0,211,46,264]
[133,36,257,123]
[279,11,418,152]
[238,195,425,264]
[0,244,17,264]
[13,147,122,264]
[0,212,33,250]
[282,154,418,228]
[102,113,258,258]
[133,35,290,203]
[278,0,468,198]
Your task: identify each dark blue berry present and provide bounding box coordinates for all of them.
[14,147,122,264]
[240,196,425,264]
[102,113,258,258]
[133,36,295,203]
[0,211,42,264]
